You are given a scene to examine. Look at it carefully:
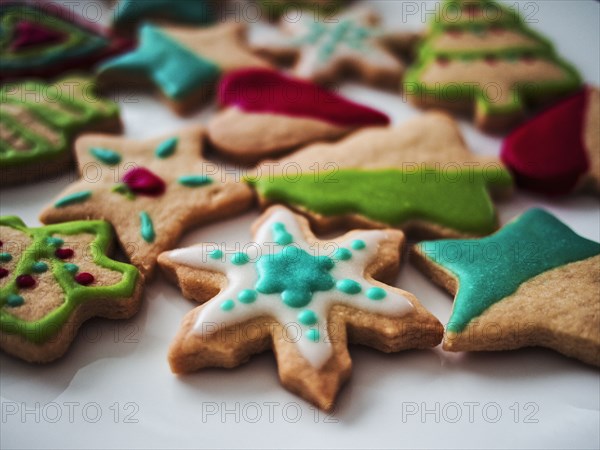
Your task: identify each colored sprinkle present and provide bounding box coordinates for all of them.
[484,54,497,65]
[90,147,122,165]
[231,252,249,266]
[178,175,213,187]
[55,248,74,259]
[298,310,318,326]
[31,262,48,273]
[155,137,178,158]
[351,240,366,250]
[111,183,136,200]
[220,299,235,311]
[0,241,3,247]
[0,268,8,279]
[54,191,92,208]
[6,294,24,307]
[366,287,387,300]
[273,222,293,246]
[336,279,361,294]
[46,237,64,247]
[0,252,12,262]
[333,248,352,261]
[64,263,79,274]
[209,249,223,260]
[306,329,320,342]
[140,211,156,243]
[437,55,449,66]
[75,272,95,285]
[16,274,35,288]
[238,289,257,304]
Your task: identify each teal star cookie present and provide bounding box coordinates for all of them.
[113,0,216,28]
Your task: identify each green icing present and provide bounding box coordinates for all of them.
[249,168,513,235]
[139,211,155,243]
[336,279,361,295]
[178,175,213,187]
[90,147,121,165]
[0,216,139,344]
[417,208,600,333]
[155,137,178,158]
[54,191,92,208]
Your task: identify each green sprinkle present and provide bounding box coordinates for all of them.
[0,253,12,262]
[140,211,155,243]
[64,263,79,274]
[45,237,64,247]
[112,183,136,200]
[209,249,223,260]
[31,261,48,273]
[298,310,318,326]
[6,294,24,307]
[306,329,320,342]
[155,137,178,158]
[366,287,386,300]
[333,248,352,261]
[238,289,257,304]
[351,240,366,250]
[336,279,362,294]
[178,175,213,187]
[231,252,249,266]
[55,191,92,208]
[90,147,121,165]
[220,299,235,311]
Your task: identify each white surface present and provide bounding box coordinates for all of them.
[1,1,599,449]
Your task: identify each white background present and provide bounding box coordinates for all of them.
[1,1,599,449]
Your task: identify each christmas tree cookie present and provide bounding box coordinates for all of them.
[0,76,121,185]
[0,217,143,363]
[39,126,254,278]
[159,206,443,410]
[404,0,581,133]
[412,208,600,366]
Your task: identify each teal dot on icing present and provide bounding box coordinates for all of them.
[298,310,318,326]
[0,253,12,262]
[231,252,249,266]
[46,237,64,247]
[366,287,386,300]
[272,222,293,246]
[306,329,320,342]
[31,262,48,273]
[333,248,352,261]
[6,294,24,307]
[90,147,121,165]
[336,279,361,295]
[238,289,257,304]
[64,263,79,274]
[220,299,235,311]
[155,137,178,158]
[209,249,223,260]
[351,240,366,250]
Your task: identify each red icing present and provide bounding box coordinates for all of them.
[501,88,590,195]
[0,268,8,279]
[55,248,74,259]
[10,20,66,51]
[75,272,94,285]
[218,69,389,127]
[16,274,35,288]
[122,167,166,196]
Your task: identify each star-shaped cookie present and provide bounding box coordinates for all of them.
[158,206,443,410]
[97,22,271,115]
[412,208,600,366]
[112,0,216,31]
[251,112,513,238]
[39,126,254,278]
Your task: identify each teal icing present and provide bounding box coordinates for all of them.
[418,208,600,333]
[89,147,121,165]
[298,309,318,326]
[366,287,386,300]
[209,249,223,260]
[178,175,213,187]
[155,137,178,158]
[336,279,361,295]
[238,289,257,304]
[351,240,366,250]
[306,329,320,342]
[220,299,235,311]
[231,253,249,266]
[98,24,221,100]
[114,0,216,26]
[54,191,92,208]
[31,262,48,273]
[45,237,64,247]
[6,294,24,307]
[272,222,293,246]
[139,211,155,243]
[333,248,352,261]
[64,263,79,274]
[0,253,12,262]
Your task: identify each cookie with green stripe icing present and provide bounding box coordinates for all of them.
[411,208,600,366]
[0,216,143,363]
[0,76,121,185]
[39,126,254,278]
[158,206,443,411]
[404,0,581,133]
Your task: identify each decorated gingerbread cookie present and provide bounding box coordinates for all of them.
[159,206,443,410]
[0,217,143,363]
[39,126,254,278]
[501,87,600,196]
[411,208,600,366]
[404,0,581,133]
[250,112,513,238]
[0,2,131,82]
[96,22,272,115]
[252,9,413,88]
[207,68,390,163]
[258,0,346,21]
[1,76,121,186]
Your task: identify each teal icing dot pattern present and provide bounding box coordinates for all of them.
[298,309,318,325]
[31,262,49,273]
[238,289,257,304]
[366,287,386,300]
[333,248,352,261]
[209,249,223,260]
[89,147,122,165]
[220,299,235,311]
[336,279,361,294]
[155,137,178,158]
[0,253,12,262]
[306,329,320,342]
[272,222,293,245]
[46,237,64,247]
[351,240,366,250]
[64,263,79,274]
[231,252,249,266]
[6,294,24,307]
[178,175,213,187]
[139,211,156,243]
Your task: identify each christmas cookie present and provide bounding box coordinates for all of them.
[252,9,413,88]
[258,0,346,21]
[96,22,271,115]
[0,2,131,82]
[207,68,389,163]
[250,112,513,238]
[158,206,443,410]
[39,126,254,278]
[501,87,600,196]
[0,217,143,363]
[411,208,600,367]
[404,0,581,133]
[1,76,121,186]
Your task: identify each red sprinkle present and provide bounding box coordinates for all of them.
[16,274,35,288]
[437,56,450,66]
[485,55,498,65]
[0,268,8,279]
[521,53,536,64]
[0,241,3,247]
[447,27,462,37]
[122,167,166,197]
[75,272,95,285]
[55,248,74,259]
